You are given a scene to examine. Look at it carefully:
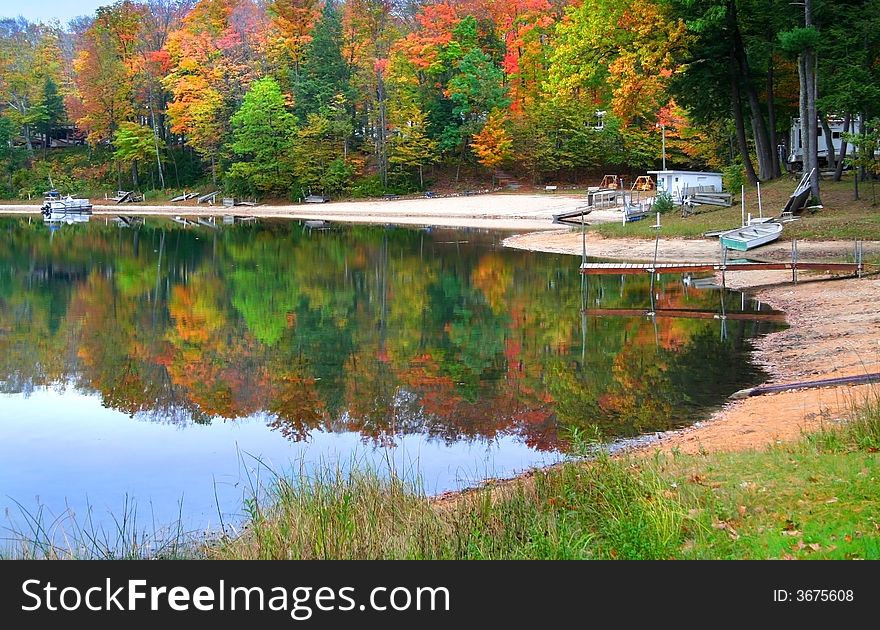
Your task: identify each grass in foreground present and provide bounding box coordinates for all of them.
[1,496,196,560]
[211,393,880,560]
[5,395,878,560]
[593,175,880,241]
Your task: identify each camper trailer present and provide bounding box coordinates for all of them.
[788,117,860,167]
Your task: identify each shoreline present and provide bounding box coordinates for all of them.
[4,200,878,499]
[433,231,880,509]
[2,208,878,555]
[9,194,878,454]
[503,231,880,455]
[0,193,623,232]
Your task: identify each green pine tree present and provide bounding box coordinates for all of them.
[36,76,65,154]
[293,0,354,121]
[227,77,298,196]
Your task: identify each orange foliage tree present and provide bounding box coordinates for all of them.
[470,109,512,181]
[72,2,145,145]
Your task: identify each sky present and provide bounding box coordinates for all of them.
[0,0,103,24]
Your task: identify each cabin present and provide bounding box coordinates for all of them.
[647,170,723,203]
[788,117,860,166]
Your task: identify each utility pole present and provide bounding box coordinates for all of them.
[657,123,666,170]
[661,124,666,170]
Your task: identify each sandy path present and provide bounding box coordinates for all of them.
[1,194,624,231]
[504,231,880,454]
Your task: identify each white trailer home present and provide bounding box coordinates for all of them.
[647,170,724,203]
[788,117,861,166]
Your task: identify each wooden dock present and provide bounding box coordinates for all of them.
[584,307,786,322]
[580,261,862,275]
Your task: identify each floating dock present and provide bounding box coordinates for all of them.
[580,261,862,275]
[584,308,786,322]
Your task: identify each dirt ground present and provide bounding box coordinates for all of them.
[504,232,880,454]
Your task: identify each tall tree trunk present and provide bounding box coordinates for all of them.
[23,124,34,157]
[833,113,851,182]
[376,71,388,187]
[731,69,759,185]
[819,112,835,170]
[149,93,165,189]
[803,0,820,200]
[766,59,780,176]
[859,113,867,182]
[730,0,773,180]
[131,159,139,190]
[746,98,774,180]
[797,56,812,177]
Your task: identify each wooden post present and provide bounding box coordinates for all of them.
[720,244,728,287]
[649,216,661,315]
[757,181,763,219]
[856,240,863,278]
[581,208,586,267]
[791,239,798,283]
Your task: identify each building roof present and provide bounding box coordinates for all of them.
[647,170,723,177]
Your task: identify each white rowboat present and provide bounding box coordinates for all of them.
[719,221,782,251]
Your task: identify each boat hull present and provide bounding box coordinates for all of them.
[719,223,782,251]
[43,210,91,224]
[41,198,93,214]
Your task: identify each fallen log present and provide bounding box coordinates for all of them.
[729,373,880,400]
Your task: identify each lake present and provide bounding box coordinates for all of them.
[0,218,781,541]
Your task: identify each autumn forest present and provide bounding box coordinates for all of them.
[1,0,878,200]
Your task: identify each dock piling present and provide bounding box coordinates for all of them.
[855,240,863,278]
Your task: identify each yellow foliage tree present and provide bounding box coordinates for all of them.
[470,109,512,184]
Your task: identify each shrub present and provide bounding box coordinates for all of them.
[349,175,386,198]
[723,163,745,193]
[652,191,675,214]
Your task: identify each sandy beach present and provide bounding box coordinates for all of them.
[0,193,624,231]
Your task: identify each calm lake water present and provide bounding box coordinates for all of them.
[0,218,781,539]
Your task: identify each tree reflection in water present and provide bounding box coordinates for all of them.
[0,219,781,451]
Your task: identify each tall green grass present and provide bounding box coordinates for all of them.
[208,449,690,560]
[213,392,880,560]
[1,495,195,559]
[5,392,879,560]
